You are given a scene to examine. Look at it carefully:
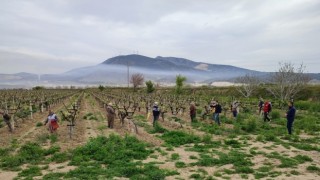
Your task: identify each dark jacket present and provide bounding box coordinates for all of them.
[215,104,222,113]
[286,106,296,121]
[153,105,160,117]
[258,100,264,108]
[3,113,11,122]
[190,104,196,116]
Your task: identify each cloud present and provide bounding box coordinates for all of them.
[0,0,319,74]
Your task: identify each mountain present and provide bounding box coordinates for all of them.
[0,54,319,88]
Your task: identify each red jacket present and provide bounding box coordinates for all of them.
[263,101,271,113]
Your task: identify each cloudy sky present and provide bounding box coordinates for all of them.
[0,0,319,74]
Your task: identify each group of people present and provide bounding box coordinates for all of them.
[258,98,296,135]
[15,97,292,135]
[61,97,296,135]
[195,98,296,135]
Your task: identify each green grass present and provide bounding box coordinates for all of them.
[194,150,253,169]
[224,139,242,148]
[64,134,178,179]
[189,155,198,160]
[0,142,49,170]
[83,112,98,120]
[190,173,202,179]
[175,161,186,168]
[307,165,320,172]
[265,151,313,169]
[149,122,168,134]
[171,153,180,160]
[49,134,58,143]
[160,130,202,147]
[17,165,42,178]
[50,152,70,163]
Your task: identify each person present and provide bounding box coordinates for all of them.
[214,101,222,126]
[0,111,13,132]
[263,100,272,122]
[160,103,167,121]
[231,101,240,119]
[258,98,264,115]
[106,103,116,128]
[152,102,160,127]
[189,101,196,122]
[200,105,210,120]
[286,101,296,135]
[44,109,59,133]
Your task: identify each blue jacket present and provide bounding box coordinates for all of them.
[286,106,296,121]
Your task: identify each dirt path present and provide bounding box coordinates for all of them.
[0,99,71,147]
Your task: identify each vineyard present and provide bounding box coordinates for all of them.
[0,87,319,180]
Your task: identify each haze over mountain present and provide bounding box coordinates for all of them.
[0,54,319,88]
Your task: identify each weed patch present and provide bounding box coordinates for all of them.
[161,131,201,147]
[17,165,42,179]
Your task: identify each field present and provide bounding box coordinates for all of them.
[0,87,319,180]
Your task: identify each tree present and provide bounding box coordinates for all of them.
[32,86,45,90]
[130,73,144,91]
[145,80,155,93]
[235,74,260,98]
[98,85,105,91]
[175,75,187,94]
[268,62,310,104]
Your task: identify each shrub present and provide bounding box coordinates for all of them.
[242,117,257,133]
[36,122,43,127]
[271,110,281,119]
[294,101,311,110]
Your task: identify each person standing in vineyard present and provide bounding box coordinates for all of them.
[214,101,222,126]
[286,101,296,135]
[258,98,264,116]
[160,103,167,121]
[263,100,272,122]
[44,109,59,133]
[231,101,240,119]
[0,111,13,132]
[152,102,160,127]
[190,101,196,122]
[106,103,116,128]
[200,105,210,120]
